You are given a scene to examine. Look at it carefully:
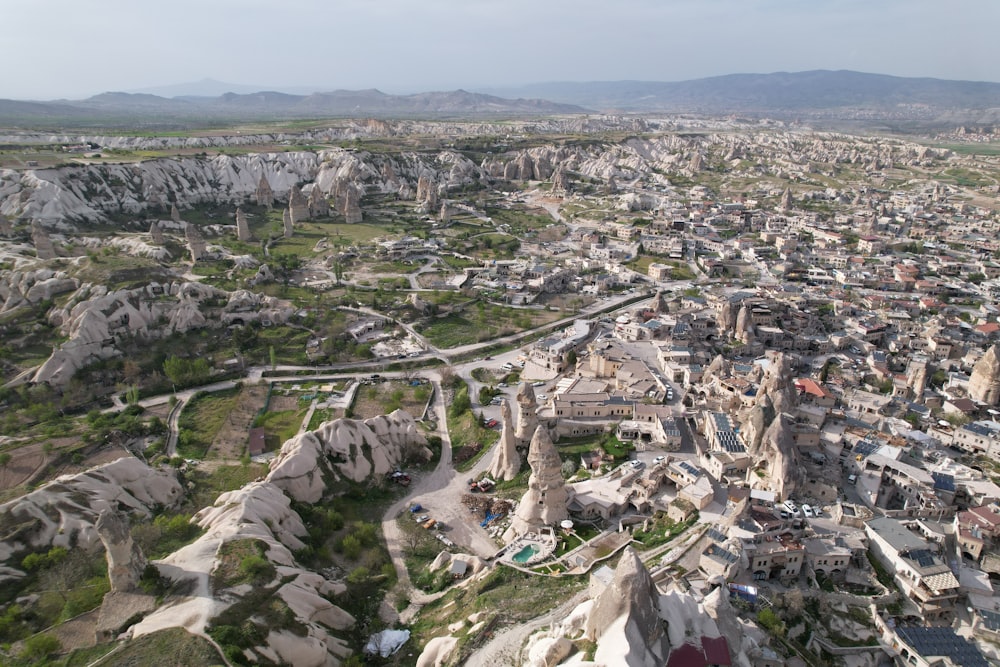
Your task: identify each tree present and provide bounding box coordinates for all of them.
[21,633,61,661]
[269,345,277,371]
[0,452,11,468]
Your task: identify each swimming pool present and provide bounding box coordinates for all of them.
[511,543,539,564]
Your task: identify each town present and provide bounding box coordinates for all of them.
[0,113,999,667]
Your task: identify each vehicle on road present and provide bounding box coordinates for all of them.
[802,504,814,518]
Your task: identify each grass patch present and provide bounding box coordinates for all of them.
[176,388,240,459]
[91,627,223,667]
[410,565,586,665]
[421,305,559,348]
[180,463,269,514]
[253,408,307,450]
[632,514,698,550]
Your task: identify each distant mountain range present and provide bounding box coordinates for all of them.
[2,70,999,129]
[481,70,1000,116]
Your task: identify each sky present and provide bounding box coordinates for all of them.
[4,0,999,100]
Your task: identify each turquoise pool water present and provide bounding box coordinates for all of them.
[512,544,539,563]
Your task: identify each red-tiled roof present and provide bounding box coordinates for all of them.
[701,636,731,666]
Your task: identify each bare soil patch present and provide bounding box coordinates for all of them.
[207,384,268,460]
[350,380,432,421]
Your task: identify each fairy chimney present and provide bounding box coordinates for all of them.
[503,426,569,542]
[308,186,330,219]
[515,381,540,447]
[149,221,164,244]
[288,185,309,225]
[256,175,274,209]
[282,209,294,238]
[32,222,57,260]
[185,222,206,262]
[235,208,252,242]
[970,345,1000,405]
[96,509,146,593]
[487,400,521,482]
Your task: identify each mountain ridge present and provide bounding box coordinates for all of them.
[3,70,1000,128]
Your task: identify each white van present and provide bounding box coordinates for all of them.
[847,474,857,484]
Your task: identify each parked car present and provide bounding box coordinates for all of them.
[802,504,814,518]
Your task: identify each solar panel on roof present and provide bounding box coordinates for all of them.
[896,625,989,667]
[979,609,1000,632]
[908,549,936,568]
[706,527,727,543]
[679,461,701,477]
[932,472,956,492]
[853,439,880,458]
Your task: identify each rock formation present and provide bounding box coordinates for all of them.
[34,281,291,385]
[235,207,252,241]
[416,174,437,212]
[288,185,309,224]
[267,410,431,503]
[96,509,146,592]
[586,547,668,666]
[970,344,1000,405]
[515,382,540,447]
[308,185,329,219]
[0,268,78,314]
[552,166,570,192]
[439,203,450,223]
[0,457,182,572]
[149,220,164,244]
[734,305,753,343]
[32,221,57,259]
[170,203,181,223]
[754,352,798,417]
[0,214,12,236]
[779,188,792,211]
[184,222,206,262]
[282,209,294,238]
[689,153,703,172]
[133,481,355,664]
[340,186,362,224]
[256,174,274,208]
[504,426,569,541]
[487,400,521,482]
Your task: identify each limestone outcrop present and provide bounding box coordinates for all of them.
[0,457,182,576]
[267,410,431,503]
[970,344,1000,405]
[487,399,521,482]
[96,509,147,592]
[505,426,569,541]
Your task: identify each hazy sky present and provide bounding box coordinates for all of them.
[4,0,999,99]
